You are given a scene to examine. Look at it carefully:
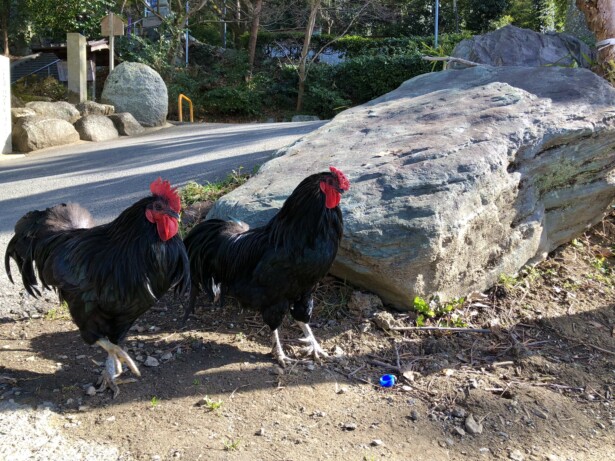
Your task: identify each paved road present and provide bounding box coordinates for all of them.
[0,121,325,292]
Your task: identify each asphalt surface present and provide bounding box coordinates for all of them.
[0,120,325,292]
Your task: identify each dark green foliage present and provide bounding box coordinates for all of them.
[202,84,262,116]
[334,53,430,105]
[464,0,510,33]
[12,75,67,102]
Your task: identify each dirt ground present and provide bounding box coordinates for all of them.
[1,211,614,461]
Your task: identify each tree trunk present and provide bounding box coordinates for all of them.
[248,0,263,75]
[296,0,321,112]
[575,0,615,78]
[1,0,9,56]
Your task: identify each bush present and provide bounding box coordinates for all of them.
[12,75,67,102]
[334,52,430,104]
[201,75,268,117]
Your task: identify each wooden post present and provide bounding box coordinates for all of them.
[101,13,125,72]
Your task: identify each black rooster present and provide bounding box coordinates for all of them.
[4,179,190,397]
[184,167,350,366]
[5,203,94,296]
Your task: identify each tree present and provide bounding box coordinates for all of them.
[296,0,321,112]
[575,0,615,79]
[247,0,263,73]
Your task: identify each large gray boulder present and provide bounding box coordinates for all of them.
[452,25,594,69]
[208,66,615,309]
[108,112,144,136]
[74,115,119,142]
[25,101,81,123]
[101,62,168,127]
[12,115,80,153]
[76,101,115,117]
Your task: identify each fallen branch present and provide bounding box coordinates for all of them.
[421,56,482,67]
[390,326,491,334]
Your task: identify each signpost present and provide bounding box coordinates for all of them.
[101,13,125,71]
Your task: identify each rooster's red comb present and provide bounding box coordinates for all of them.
[150,177,181,212]
[329,166,350,191]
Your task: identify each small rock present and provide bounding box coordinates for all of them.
[342,422,357,431]
[509,449,524,461]
[144,356,159,367]
[106,416,116,422]
[465,414,483,435]
[445,438,455,447]
[452,407,467,418]
[255,427,265,436]
[86,386,97,396]
[272,366,284,375]
[78,405,89,411]
[402,370,415,382]
[76,355,86,360]
[333,346,345,357]
[409,410,419,421]
[400,385,413,392]
[306,363,315,371]
[311,410,326,417]
[161,352,173,361]
[336,387,348,395]
[453,426,466,437]
[370,439,384,447]
[546,455,561,461]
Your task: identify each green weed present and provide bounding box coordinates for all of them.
[44,302,70,320]
[223,439,240,451]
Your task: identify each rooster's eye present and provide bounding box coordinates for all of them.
[154,203,162,211]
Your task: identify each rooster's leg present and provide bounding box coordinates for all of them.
[296,322,328,362]
[271,329,296,368]
[95,338,141,398]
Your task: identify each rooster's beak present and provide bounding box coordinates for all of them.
[166,210,180,219]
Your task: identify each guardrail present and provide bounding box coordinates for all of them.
[178,94,193,123]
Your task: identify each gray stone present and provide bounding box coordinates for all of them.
[144,356,159,367]
[74,115,119,142]
[451,25,594,69]
[12,115,80,152]
[25,101,81,123]
[108,112,144,136]
[101,62,168,127]
[11,108,37,124]
[208,65,615,310]
[465,414,483,435]
[76,101,115,117]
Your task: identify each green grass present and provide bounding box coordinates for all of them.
[150,396,160,407]
[180,167,255,207]
[199,395,223,412]
[44,302,70,320]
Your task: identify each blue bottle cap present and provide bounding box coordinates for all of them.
[379,374,396,388]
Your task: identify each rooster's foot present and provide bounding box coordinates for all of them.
[96,368,121,398]
[271,328,297,368]
[95,339,141,398]
[296,322,328,362]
